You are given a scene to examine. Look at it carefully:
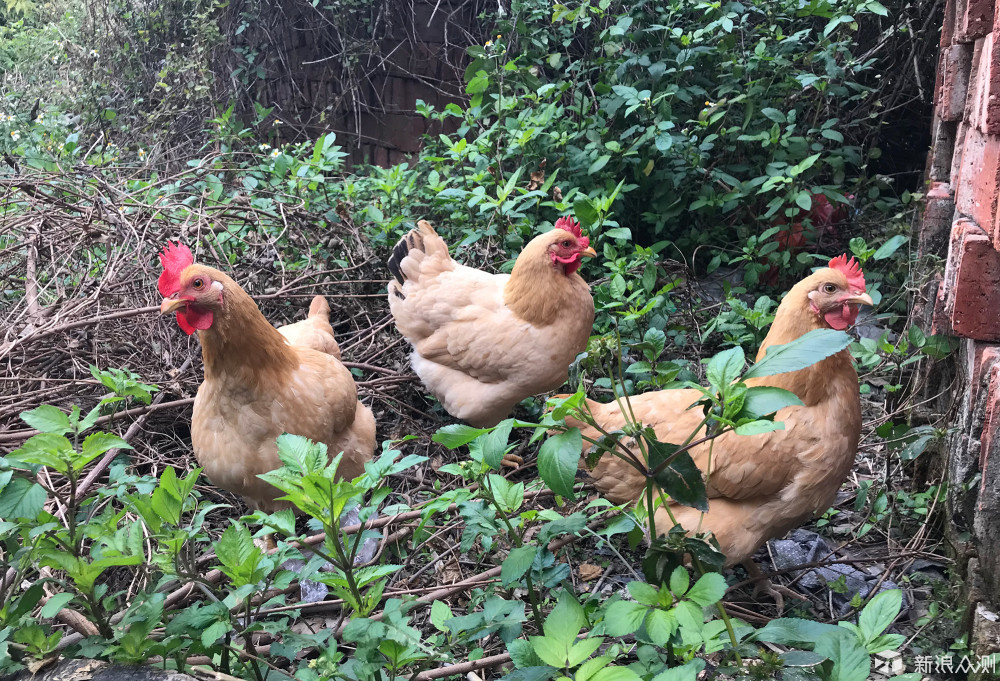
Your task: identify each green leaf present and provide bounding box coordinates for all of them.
[40,593,76,618]
[21,405,72,435]
[627,580,659,606]
[430,600,453,632]
[739,386,803,419]
[433,424,489,449]
[544,591,585,643]
[743,329,852,379]
[566,637,603,667]
[602,600,647,636]
[734,420,785,436]
[573,198,599,229]
[705,346,745,390]
[668,566,689,596]
[650,660,704,681]
[649,440,708,511]
[590,666,642,681]
[865,0,889,15]
[755,617,842,645]
[795,191,812,212]
[873,235,907,260]
[531,636,569,668]
[685,572,727,607]
[482,419,514,469]
[80,432,132,465]
[588,155,611,175]
[761,108,786,123]
[644,609,677,646]
[499,667,556,681]
[0,478,46,519]
[814,628,870,681]
[538,428,581,498]
[857,589,901,642]
[501,546,537,587]
[603,228,631,241]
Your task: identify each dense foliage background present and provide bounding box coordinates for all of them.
[0,0,967,679]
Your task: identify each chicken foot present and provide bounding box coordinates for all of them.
[743,561,807,614]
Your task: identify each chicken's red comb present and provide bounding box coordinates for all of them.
[829,254,866,292]
[554,215,582,238]
[158,241,194,296]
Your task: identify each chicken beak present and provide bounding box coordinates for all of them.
[580,246,597,258]
[845,292,874,307]
[160,297,187,315]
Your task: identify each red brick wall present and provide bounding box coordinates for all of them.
[921,0,1000,652]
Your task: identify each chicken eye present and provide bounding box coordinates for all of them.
[192,278,205,290]
[823,283,837,294]
[562,240,571,248]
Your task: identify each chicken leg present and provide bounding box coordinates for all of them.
[743,561,807,613]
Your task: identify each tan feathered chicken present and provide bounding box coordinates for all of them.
[565,255,873,606]
[158,243,375,512]
[387,217,597,427]
[277,295,342,359]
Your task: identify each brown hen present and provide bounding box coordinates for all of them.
[158,243,375,513]
[387,217,597,428]
[566,255,873,607]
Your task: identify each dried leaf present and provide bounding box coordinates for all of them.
[578,563,603,582]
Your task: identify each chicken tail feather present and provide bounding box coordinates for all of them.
[308,295,331,320]
[387,220,449,291]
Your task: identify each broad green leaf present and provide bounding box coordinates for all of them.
[651,660,705,681]
[873,235,907,260]
[743,329,852,379]
[20,405,72,435]
[588,154,611,175]
[685,572,727,607]
[590,666,642,681]
[430,600,453,632]
[0,478,46,519]
[482,419,514,469]
[433,423,489,449]
[80,432,132,465]
[814,629,870,681]
[649,440,708,511]
[499,667,556,681]
[566,637,603,667]
[501,546,537,587]
[857,589,901,642]
[543,591,585,643]
[602,600,647,636]
[754,617,842,645]
[740,386,803,419]
[538,428,581,498]
[705,346,745,390]
[40,593,76,618]
[795,191,812,212]
[669,566,689,596]
[576,656,614,681]
[645,608,678,646]
[530,636,569,668]
[627,580,659,606]
[573,197,599,228]
[734,420,785,436]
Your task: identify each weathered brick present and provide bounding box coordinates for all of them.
[942,43,975,120]
[943,0,958,46]
[929,119,958,181]
[958,0,995,41]
[952,121,971,187]
[954,125,1000,229]
[950,225,1000,339]
[920,182,957,259]
[965,33,1000,132]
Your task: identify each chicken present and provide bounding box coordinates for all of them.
[158,242,376,513]
[277,295,342,359]
[565,255,873,607]
[387,217,597,428]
